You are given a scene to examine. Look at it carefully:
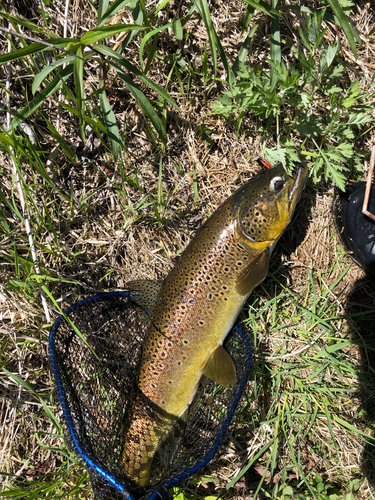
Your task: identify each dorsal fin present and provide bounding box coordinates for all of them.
[235,249,269,296]
[127,280,163,316]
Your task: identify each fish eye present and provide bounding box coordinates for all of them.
[270,176,285,192]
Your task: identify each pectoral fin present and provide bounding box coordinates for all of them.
[127,280,163,315]
[202,345,236,388]
[235,249,270,296]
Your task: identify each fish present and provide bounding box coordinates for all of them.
[121,162,308,487]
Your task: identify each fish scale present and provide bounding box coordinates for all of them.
[121,163,308,487]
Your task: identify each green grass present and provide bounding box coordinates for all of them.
[1,0,375,499]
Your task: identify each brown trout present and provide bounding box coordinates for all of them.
[121,163,307,487]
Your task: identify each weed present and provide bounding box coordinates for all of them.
[211,7,373,188]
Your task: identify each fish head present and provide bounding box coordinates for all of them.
[234,163,308,254]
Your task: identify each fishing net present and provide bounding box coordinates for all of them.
[49,292,252,500]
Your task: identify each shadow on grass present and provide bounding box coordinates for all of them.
[345,276,375,488]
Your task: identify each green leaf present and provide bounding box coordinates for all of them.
[319,42,339,74]
[0,42,46,64]
[153,0,172,15]
[139,22,173,71]
[98,0,133,26]
[94,45,179,110]
[113,64,167,145]
[58,101,108,134]
[241,0,281,18]
[283,485,294,496]
[270,9,281,67]
[1,367,61,432]
[347,112,370,126]
[335,142,354,159]
[172,17,183,41]
[32,55,75,94]
[98,0,110,24]
[42,115,78,162]
[81,24,144,45]
[326,63,345,79]
[98,80,122,159]
[194,0,230,80]
[326,0,359,58]
[194,0,217,75]
[0,37,77,65]
[12,63,74,129]
[74,44,85,141]
[232,23,259,79]
[0,184,23,220]
[0,11,49,33]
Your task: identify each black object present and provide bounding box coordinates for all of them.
[49,292,252,500]
[333,182,375,277]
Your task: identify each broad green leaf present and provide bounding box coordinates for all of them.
[0,42,46,64]
[113,64,167,145]
[12,64,74,129]
[347,112,370,126]
[98,0,132,26]
[94,45,179,110]
[242,4,255,32]
[81,24,144,45]
[319,42,339,74]
[74,44,85,141]
[0,38,77,65]
[98,80,122,160]
[326,0,358,58]
[172,17,183,41]
[0,11,49,33]
[32,55,75,94]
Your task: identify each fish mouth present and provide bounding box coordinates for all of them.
[288,162,308,210]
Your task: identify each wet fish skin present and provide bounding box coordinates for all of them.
[121,163,308,487]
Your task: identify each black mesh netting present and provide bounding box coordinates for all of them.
[49,292,252,500]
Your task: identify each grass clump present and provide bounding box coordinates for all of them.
[211,6,374,189]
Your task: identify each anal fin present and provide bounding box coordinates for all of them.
[157,408,188,466]
[202,345,236,388]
